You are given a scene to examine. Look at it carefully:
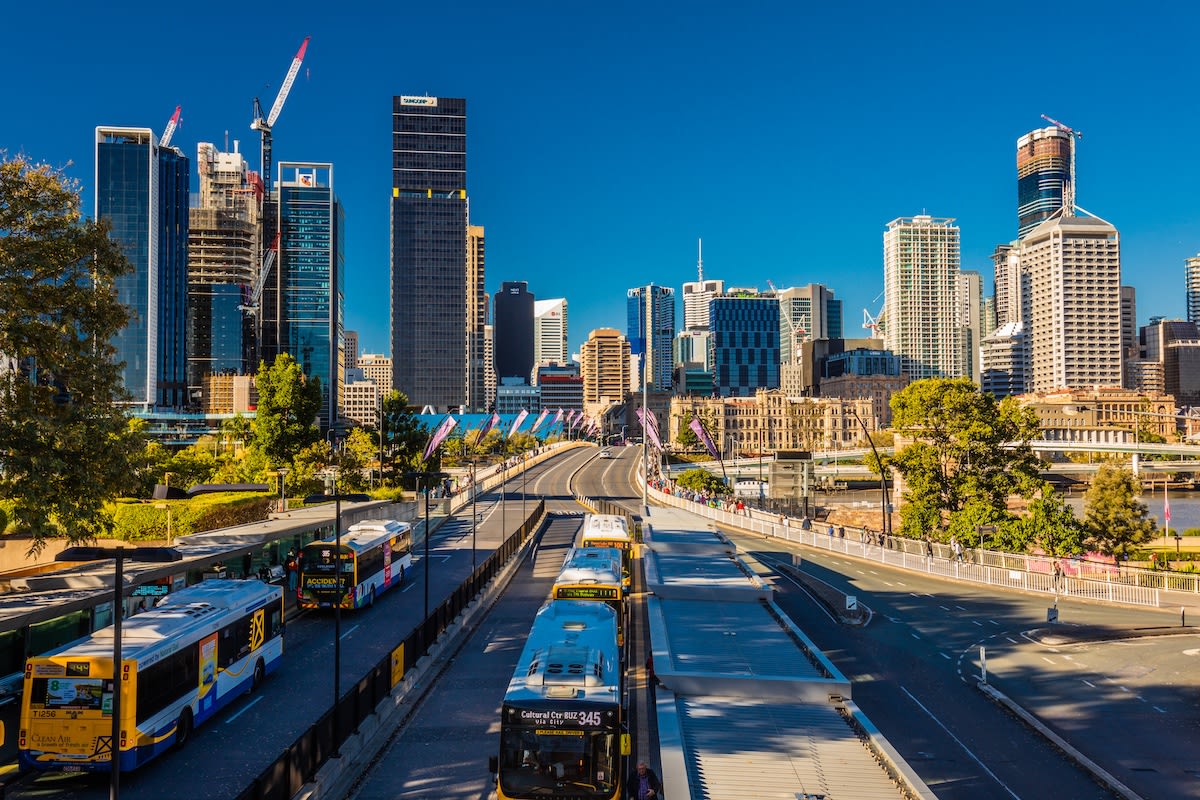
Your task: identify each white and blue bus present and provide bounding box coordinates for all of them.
[18,579,284,773]
[298,519,412,610]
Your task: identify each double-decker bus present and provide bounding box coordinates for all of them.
[493,600,627,800]
[579,514,632,588]
[18,579,283,773]
[298,519,412,610]
[552,547,627,649]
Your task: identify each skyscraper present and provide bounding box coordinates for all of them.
[959,270,984,384]
[1017,126,1073,238]
[882,216,965,380]
[391,95,468,411]
[1186,254,1200,326]
[581,328,630,408]
[710,290,780,397]
[275,162,344,429]
[1022,215,1123,392]
[466,225,487,411]
[494,281,535,385]
[187,142,259,396]
[777,284,843,365]
[95,126,190,409]
[534,298,568,367]
[681,240,723,331]
[627,284,675,390]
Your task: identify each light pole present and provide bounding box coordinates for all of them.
[303,477,369,757]
[55,546,182,800]
[851,407,891,540]
[522,451,528,521]
[277,466,290,512]
[470,457,479,574]
[405,469,450,624]
[153,503,173,546]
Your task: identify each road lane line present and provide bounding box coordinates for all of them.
[1082,679,1095,688]
[1120,686,1130,693]
[973,620,983,627]
[1006,637,1018,644]
[989,620,999,626]
[940,605,951,611]
[940,652,951,660]
[901,686,1023,800]
[911,633,920,640]
[226,695,263,723]
[1041,657,1054,664]
[402,584,415,593]
[955,605,967,611]
[340,624,360,640]
[1154,706,1166,713]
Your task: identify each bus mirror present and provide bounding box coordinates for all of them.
[620,732,630,756]
[488,755,498,774]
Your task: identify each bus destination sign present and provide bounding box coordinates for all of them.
[516,707,606,730]
[554,586,618,600]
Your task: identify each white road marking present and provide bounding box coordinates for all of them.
[1154,706,1167,713]
[402,584,415,593]
[1006,637,1018,644]
[988,620,1000,626]
[1082,679,1095,688]
[954,605,967,611]
[912,633,921,640]
[340,624,360,640]
[973,620,983,627]
[940,605,950,611]
[1120,686,1130,693]
[226,695,264,723]
[901,686,1023,800]
[1041,657,1055,664]
[940,652,951,660]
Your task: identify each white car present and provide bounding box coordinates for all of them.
[599,449,613,459]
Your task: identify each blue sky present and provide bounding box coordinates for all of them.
[6,1,1198,357]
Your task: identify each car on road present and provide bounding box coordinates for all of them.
[599,449,613,459]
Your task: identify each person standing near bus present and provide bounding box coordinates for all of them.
[286,549,299,593]
[627,761,662,800]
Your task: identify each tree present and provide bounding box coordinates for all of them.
[0,154,138,550]
[889,378,1043,539]
[676,411,699,449]
[1083,464,1155,559]
[380,390,425,482]
[1018,485,1086,557]
[675,468,726,495]
[253,353,321,468]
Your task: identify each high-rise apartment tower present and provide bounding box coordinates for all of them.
[534,298,569,367]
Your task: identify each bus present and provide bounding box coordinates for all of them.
[298,519,412,610]
[552,547,627,649]
[492,600,628,800]
[579,514,632,588]
[18,579,283,773]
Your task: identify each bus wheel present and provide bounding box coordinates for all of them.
[252,658,265,692]
[175,707,193,749]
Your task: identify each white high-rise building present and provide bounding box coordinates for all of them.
[882,216,966,380]
[359,354,393,397]
[1022,215,1123,392]
[1187,254,1200,326]
[682,239,723,330]
[533,298,568,368]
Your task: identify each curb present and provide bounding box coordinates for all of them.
[976,681,1145,800]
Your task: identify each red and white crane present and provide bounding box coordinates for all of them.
[1040,113,1082,218]
[160,106,182,149]
[251,36,310,193]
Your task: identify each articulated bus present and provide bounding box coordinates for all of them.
[579,514,632,588]
[18,579,283,773]
[552,547,627,650]
[298,519,412,610]
[493,600,628,800]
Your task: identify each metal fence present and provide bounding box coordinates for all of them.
[648,486,1162,608]
[234,499,547,800]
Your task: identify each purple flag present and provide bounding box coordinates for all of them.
[690,417,720,460]
[552,408,564,425]
[423,415,459,461]
[530,408,550,434]
[507,409,530,439]
[638,408,663,450]
[478,412,501,441]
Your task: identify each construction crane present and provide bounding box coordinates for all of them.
[1040,113,1082,218]
[251,36,310,194]
[160,106,182,149]
[862,290,884,339]
[240,232,281,315]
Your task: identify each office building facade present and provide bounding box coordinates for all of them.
[709,291,780,397]
[95,126,190,409]
[778,284,842,367]
[1017,126,1072,238]
[275,163,344,429]
[359,353,393,397]
[580,328,630,407]
[627,284,675,390]
[1188,255,1200,326]
[466,225,487,411]
[882,216,965,381]
[391,95,468,411]
[536,362,584,414]
[494,281,535,385]
[534,298,569,367]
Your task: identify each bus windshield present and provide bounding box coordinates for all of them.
[498,721,617,798]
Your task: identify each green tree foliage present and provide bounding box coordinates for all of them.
[676,411,699,448]
[1083,464,1155,558]
[0,155,139,550]
[675,468,727,495]
[505,431,538,456]
[332,428,378,491]
[945,498,1011,548]
[889,378,1043,538]
[253,353,321,468]
[1018,486,1086,557]
[381,390,425,482]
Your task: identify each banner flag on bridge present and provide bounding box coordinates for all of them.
[423,414,459,461]
[637,407,663,450]
[1165,483,1172,531]
[689,417,720,460]
[530,408,550,433]
[507,409,530,439]
[478,412,501,442]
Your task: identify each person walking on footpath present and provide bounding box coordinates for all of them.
[627,760,662,800]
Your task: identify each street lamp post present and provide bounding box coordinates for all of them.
[522,451,528,522]
[55,546,182,800]
[154,503,173,546]
[850,407,891,540]
[405,470,450,624]
[470,457,479,574]
[277,466,290,512]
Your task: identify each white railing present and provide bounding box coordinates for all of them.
[647,484,1163,608]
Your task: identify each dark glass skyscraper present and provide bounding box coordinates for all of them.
[1016,126,1072,238]
[710,292,780,397]
[391,96,468,411]
[276,162,344,429]
[494,281,535,386]
[627,284,675,390]
[95,127,189,409]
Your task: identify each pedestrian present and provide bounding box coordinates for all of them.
[827,524,835,540]
[1052,559,1064,588]
[924,535,934,558]
[801,516,812,532]
[837,525,845,539]
[286,549,299,593]
[627,760,662,800]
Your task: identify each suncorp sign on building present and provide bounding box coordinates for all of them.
[399,96,438,107]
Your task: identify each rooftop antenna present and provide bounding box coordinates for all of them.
[697,238,704,282]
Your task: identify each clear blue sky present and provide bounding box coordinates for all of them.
[6,2,1197,357]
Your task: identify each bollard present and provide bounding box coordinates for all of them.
[1183,607,1187,628]
[980,645,987,685]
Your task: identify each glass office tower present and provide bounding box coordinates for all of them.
[710,292,780,397]
[276,163,344,429]
[391,95,469,411]
[95,127,189,409]
[627,284,675,391]
[1016,126,1072,239]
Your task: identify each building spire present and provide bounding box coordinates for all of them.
[697,238,704,282]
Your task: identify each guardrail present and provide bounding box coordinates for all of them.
[647,485,1162,609]
[234,499,547,800]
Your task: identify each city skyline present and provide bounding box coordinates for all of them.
[5,3,1199,360]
